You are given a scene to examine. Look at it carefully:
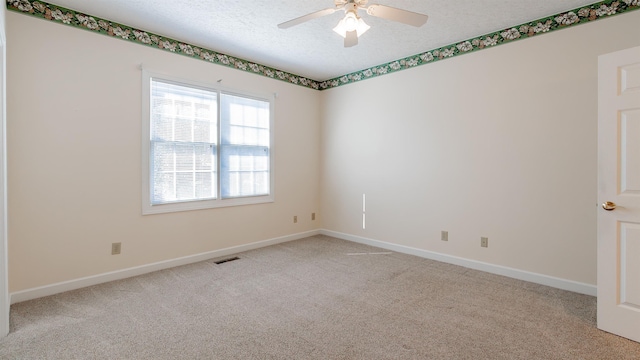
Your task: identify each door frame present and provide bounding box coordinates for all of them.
[0,4,8,338]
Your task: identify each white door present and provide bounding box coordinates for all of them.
[598,45,640,343]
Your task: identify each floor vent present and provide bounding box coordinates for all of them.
[214,256,240,265]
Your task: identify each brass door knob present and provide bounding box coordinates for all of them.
[602,201,617,211]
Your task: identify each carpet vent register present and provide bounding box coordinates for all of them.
[213,257,240,265]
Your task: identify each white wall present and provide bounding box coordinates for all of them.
[6,6,640,297]
[320,11,640,285]
[6,13,321,293]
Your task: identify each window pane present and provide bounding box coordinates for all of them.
[229,103,244,126]
[220,93,270,199]
[151,110,174,141]
[229,125,243,144]
[150,79,217,204]
[221,94,269,144]
[244,127,258,145]
[152,142,175,172]
[151,80,217,143]
[195,103,213,119]
[195,144,214,171]
[254,154,268,171]
[175,100,193,118]
[152,97,172,115]
[240,155,253,171]
[174,118,193,142]
[176,172,194,199]
[195,172,214,199]
[174,144,192,171]
[254,171,269,194]
[258,129,269,147]
[243,106,258,127]
[220,145,269,198]
[153,172,175,202]
[257,108,269,129]
[194,119,214,143]
[151,141,217,203]
[239,172,253,195]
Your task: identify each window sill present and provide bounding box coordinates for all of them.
[142,194,274,215]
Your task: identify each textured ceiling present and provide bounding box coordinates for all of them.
[42,0,601,81]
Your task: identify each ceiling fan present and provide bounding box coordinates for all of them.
[277,0,428,48]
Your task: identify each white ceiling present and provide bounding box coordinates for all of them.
[45,0,600,81]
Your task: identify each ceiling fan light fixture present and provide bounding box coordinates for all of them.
[343,11,358,31]
[355,18,370,36]
[278,1,428,47]
[333,11,370,38]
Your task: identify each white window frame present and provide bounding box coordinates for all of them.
[142,70,274,215]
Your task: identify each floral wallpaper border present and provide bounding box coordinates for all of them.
[6,0,322,90]
[320,0,639,89]
[7,0,640,91]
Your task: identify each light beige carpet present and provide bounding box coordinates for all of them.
[1,235,639,359]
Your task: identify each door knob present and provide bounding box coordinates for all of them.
[602,201,617,211]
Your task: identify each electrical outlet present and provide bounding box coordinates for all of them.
[312,213,316,221]
[293,216,298,223]
[481,237,488,248]
[441,231,448,241]
[111,242,121,255]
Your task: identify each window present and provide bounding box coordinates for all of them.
[150,81,218,204]
[142,71,274,214]
[220,94,270,199]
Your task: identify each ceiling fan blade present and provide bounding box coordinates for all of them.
[366,4,428,27]
[344,30,358,47]
[278,8,337,29]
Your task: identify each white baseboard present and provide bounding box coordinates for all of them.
[10,230,320,304]
[321,229,597,297]
[11,228,596,304]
